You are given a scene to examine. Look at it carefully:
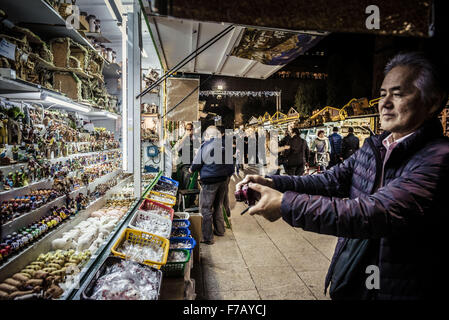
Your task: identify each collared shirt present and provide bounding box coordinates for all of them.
[380,131,415,186]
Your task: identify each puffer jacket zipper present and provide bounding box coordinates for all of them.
[324,137,384,296]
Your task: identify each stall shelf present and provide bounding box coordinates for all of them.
[68,172,162,300]
[0,169,124,282]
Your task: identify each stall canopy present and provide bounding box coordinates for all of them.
[151,0,435,38]
[145,15,326,79]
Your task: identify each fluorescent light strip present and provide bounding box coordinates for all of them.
[44,96,91,113]
[106,113,119,119]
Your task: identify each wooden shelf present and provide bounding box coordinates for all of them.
[83,32,111,44]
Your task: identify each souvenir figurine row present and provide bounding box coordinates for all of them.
[1,189,62,225]
[0,102,119,168]
[0,192,89,263]
[0,150,121,192]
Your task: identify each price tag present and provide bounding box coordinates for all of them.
[0,39,16,60]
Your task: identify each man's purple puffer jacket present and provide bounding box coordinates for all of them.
[269,118,449,299]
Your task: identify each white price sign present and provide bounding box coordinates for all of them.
[0,39,16,60]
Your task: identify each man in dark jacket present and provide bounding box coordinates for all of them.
[328,127,343,168]
[236,52,449,299]
[341,127,360,159]
[190,126,234,245]
[280,127,309,176]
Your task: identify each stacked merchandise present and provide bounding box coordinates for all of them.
[81,175,195,300]
[0,10,118,113]
[0,165,124,260]
[164,210,193,278]
[0,193,136,300]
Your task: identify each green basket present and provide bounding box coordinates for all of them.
[161,249,191,277]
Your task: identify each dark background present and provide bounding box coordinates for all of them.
[182,1,449,129]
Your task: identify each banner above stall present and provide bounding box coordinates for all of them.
[230,28,323,65]
[158,0,434,38]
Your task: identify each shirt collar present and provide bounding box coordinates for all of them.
[382,131,416,149]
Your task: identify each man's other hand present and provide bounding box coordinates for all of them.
[235,174,275,191]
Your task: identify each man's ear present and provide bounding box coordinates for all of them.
[429,95,446,117]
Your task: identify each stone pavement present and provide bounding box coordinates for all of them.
[192,168,338,300]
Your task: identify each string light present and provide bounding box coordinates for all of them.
[200,91,281,97]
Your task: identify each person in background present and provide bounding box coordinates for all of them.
[311,130,329,172]
[328,126,343,168]
[341,127,360,159]
[281,127,309,176]
[278,128,291,173]
[190,126,234,245]
[176,122,196,189]
[220,127,234,219]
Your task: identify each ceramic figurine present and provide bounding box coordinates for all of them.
[12,144,19,161]
[0,118,8,145]
[19,166,29,186]
[5,173,14,190]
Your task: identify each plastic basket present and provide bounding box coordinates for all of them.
[170,226,191,237]
[81,256,162,300]
[161,249,190,277]
[172,219,190,228]
[169,236,196,252]
[138,199,174,221]
[129,210,173,239]
[147,190,177,207]
[111,228,170,269]
[173,212,190,220]
[152,184,177,197]
[159,175,179,187]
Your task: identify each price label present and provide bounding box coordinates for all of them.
[0,39,16,60]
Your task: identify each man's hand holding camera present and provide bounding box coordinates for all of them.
[235,175,283,222]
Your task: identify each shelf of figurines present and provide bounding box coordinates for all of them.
[0,0,111,65]
[0,176,137,300]
[0,148,122,198]
[0,170,129,280]
[1,164,123,238]
[0,12,121,114]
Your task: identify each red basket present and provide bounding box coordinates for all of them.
[138,199,174,221]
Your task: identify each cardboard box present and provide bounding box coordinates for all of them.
[53,72,82,101]
[188,212,202,264]
[78,15,90,32]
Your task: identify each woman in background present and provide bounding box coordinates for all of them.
[311,130,330,172]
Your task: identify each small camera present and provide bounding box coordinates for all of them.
[234,184,257,206]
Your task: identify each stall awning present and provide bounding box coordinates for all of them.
[145,15,326,79]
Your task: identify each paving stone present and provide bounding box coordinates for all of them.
[201,236,245,266]
[237,240,289,267]
[297,270,331,300]
[203,263,256,292]
[249,266,316,300]
[206,290,261,300]
[288,252,332,272]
